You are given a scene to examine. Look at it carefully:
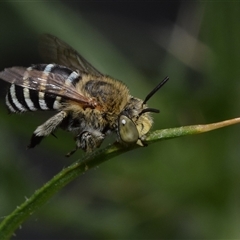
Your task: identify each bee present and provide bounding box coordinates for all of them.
[0,34,169,156]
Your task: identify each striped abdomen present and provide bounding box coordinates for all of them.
[5,64,81,113]
[6,84,62,112]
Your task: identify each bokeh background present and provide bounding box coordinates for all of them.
[1,1,240,239]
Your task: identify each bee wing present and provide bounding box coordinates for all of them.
[39,34,103,77]
[0,67,97,108]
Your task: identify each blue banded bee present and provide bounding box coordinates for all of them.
[0,34,169,156]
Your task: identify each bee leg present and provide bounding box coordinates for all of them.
[79,131,105,152]
[65,132,91,157]
[51,133,57,138]
[73,131,104,153]
[65,131,104,157]
[65,147,78,157]
[28,111,67,148]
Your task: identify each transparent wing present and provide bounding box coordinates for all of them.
[39,34,103,77]
[0,67,98,108]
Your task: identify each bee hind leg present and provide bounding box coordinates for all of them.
[28,111,67,149]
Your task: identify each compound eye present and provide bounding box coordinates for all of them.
[118,115,139,143]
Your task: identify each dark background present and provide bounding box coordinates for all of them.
[1,1,240,239]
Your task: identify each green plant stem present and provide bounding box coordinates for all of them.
[145,117,240,143]
[0,117,240,239]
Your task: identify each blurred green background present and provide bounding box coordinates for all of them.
[0,1,240,239]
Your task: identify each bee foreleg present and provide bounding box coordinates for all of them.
[71,130,105,154]
[65,130,104,157]
[28,111,67,149]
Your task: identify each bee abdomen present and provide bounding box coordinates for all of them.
[5,63,82,113]
[33,63,81,86]
[6,84,62,113]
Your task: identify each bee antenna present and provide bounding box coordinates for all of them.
[139,108,160,116]
[143,76,169,105]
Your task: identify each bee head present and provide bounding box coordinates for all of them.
[118,76,169,145]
